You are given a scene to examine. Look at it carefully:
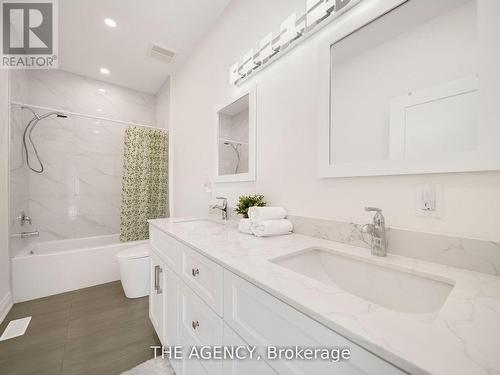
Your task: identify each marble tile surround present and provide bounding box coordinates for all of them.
[11,70,156,125]
[288,215,500,276]
[9,70,157,249]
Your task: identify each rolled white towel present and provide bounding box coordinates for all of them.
[248,206,287,222]
[251,219,293,237]
[238,219,253,234]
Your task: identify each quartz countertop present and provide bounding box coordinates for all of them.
[149,218,500,375]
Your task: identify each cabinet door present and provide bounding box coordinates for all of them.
[149,251,165,343]
[162,267,181,373]
[223,323,277,375]
[150,227,181,273]
[163,268,179,346]
[224,270,405,375]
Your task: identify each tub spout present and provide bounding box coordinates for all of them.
[11,231,39,239]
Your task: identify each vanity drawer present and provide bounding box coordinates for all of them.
[150,227,181,273]
[223,323,277,375]
[179,280,223,375]
[180,243,223,316]
[223,270,405,375]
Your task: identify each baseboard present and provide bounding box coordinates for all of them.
[0,292,13,325]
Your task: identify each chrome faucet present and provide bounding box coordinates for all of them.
[209,197,228,221]
[361,207,387,257]
[17,211,32,226]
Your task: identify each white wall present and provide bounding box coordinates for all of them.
[0,70,12,321]
[171,0,500,241]
[155,77,171,129]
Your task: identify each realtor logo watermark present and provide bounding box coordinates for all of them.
[1,0,58,69]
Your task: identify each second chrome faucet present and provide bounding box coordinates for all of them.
[361,207,387,257]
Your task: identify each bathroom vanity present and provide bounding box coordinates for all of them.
[148,218,500,375]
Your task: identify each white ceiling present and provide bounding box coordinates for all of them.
[59,0,231,94]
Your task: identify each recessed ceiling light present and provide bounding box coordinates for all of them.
[104,18,117,28]
[99,67,110,75]
[98,88,106,93]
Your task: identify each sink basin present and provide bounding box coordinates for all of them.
[173,218,227,232]
[272,248,453,314]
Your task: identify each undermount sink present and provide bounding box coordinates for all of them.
[173,218,227,232]
[271,248,453,314]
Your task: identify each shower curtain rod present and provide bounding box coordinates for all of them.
[10,101,168,132]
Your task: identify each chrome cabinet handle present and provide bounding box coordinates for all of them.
[191,268,200,277]
[157,267,163,294]
[154,265,159,292]
[192,320,200,330]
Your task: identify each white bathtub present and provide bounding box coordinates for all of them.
[12,234,148,302]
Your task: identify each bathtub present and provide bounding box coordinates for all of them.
[12,234,148,302]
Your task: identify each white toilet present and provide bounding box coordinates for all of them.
[116,244,150,298]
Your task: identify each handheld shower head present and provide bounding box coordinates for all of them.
[21,108,68,173]
[37,111,68,120]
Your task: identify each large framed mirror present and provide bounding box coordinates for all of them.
[318,0,500,177]
[215,86,256,182]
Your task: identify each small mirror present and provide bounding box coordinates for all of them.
[215,87,256,182]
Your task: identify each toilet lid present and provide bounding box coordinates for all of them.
[116,244,150,259]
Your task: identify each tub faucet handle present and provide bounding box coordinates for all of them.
[17,211,32,226]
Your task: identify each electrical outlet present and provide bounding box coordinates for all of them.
[416,184,442,218]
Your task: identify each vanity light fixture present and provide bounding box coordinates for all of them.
[104,18,117,28]
[229,0,361,86]
[99,67,110,75]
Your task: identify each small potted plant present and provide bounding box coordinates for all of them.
[235,194,266,218]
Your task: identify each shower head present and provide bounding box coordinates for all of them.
[21,108,68,174]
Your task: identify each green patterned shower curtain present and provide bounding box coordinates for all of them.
[120,126,169,242]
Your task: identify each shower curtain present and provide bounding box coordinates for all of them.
[120,126,169,242]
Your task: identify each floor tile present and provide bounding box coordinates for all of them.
[0,281,157,375]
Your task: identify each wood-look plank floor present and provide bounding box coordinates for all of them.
[0,281,160,375]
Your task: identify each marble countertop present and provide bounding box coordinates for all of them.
[149,218,500,375]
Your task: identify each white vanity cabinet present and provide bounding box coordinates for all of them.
[149,250,165,343]
[149,227,406,375]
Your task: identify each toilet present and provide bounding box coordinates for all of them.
[116,244,150,298]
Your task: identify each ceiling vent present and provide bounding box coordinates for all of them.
[149,43,176,64]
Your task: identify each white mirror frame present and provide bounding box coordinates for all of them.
[214,86,257,183]
[318,0,500,178]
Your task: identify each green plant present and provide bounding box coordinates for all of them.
[235,194,266,218]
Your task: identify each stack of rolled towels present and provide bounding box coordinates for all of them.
[239,207,293,237]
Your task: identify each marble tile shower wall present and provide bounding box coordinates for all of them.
[9,70,156,249]
[9,110,30,255]
[11,70,156,124]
